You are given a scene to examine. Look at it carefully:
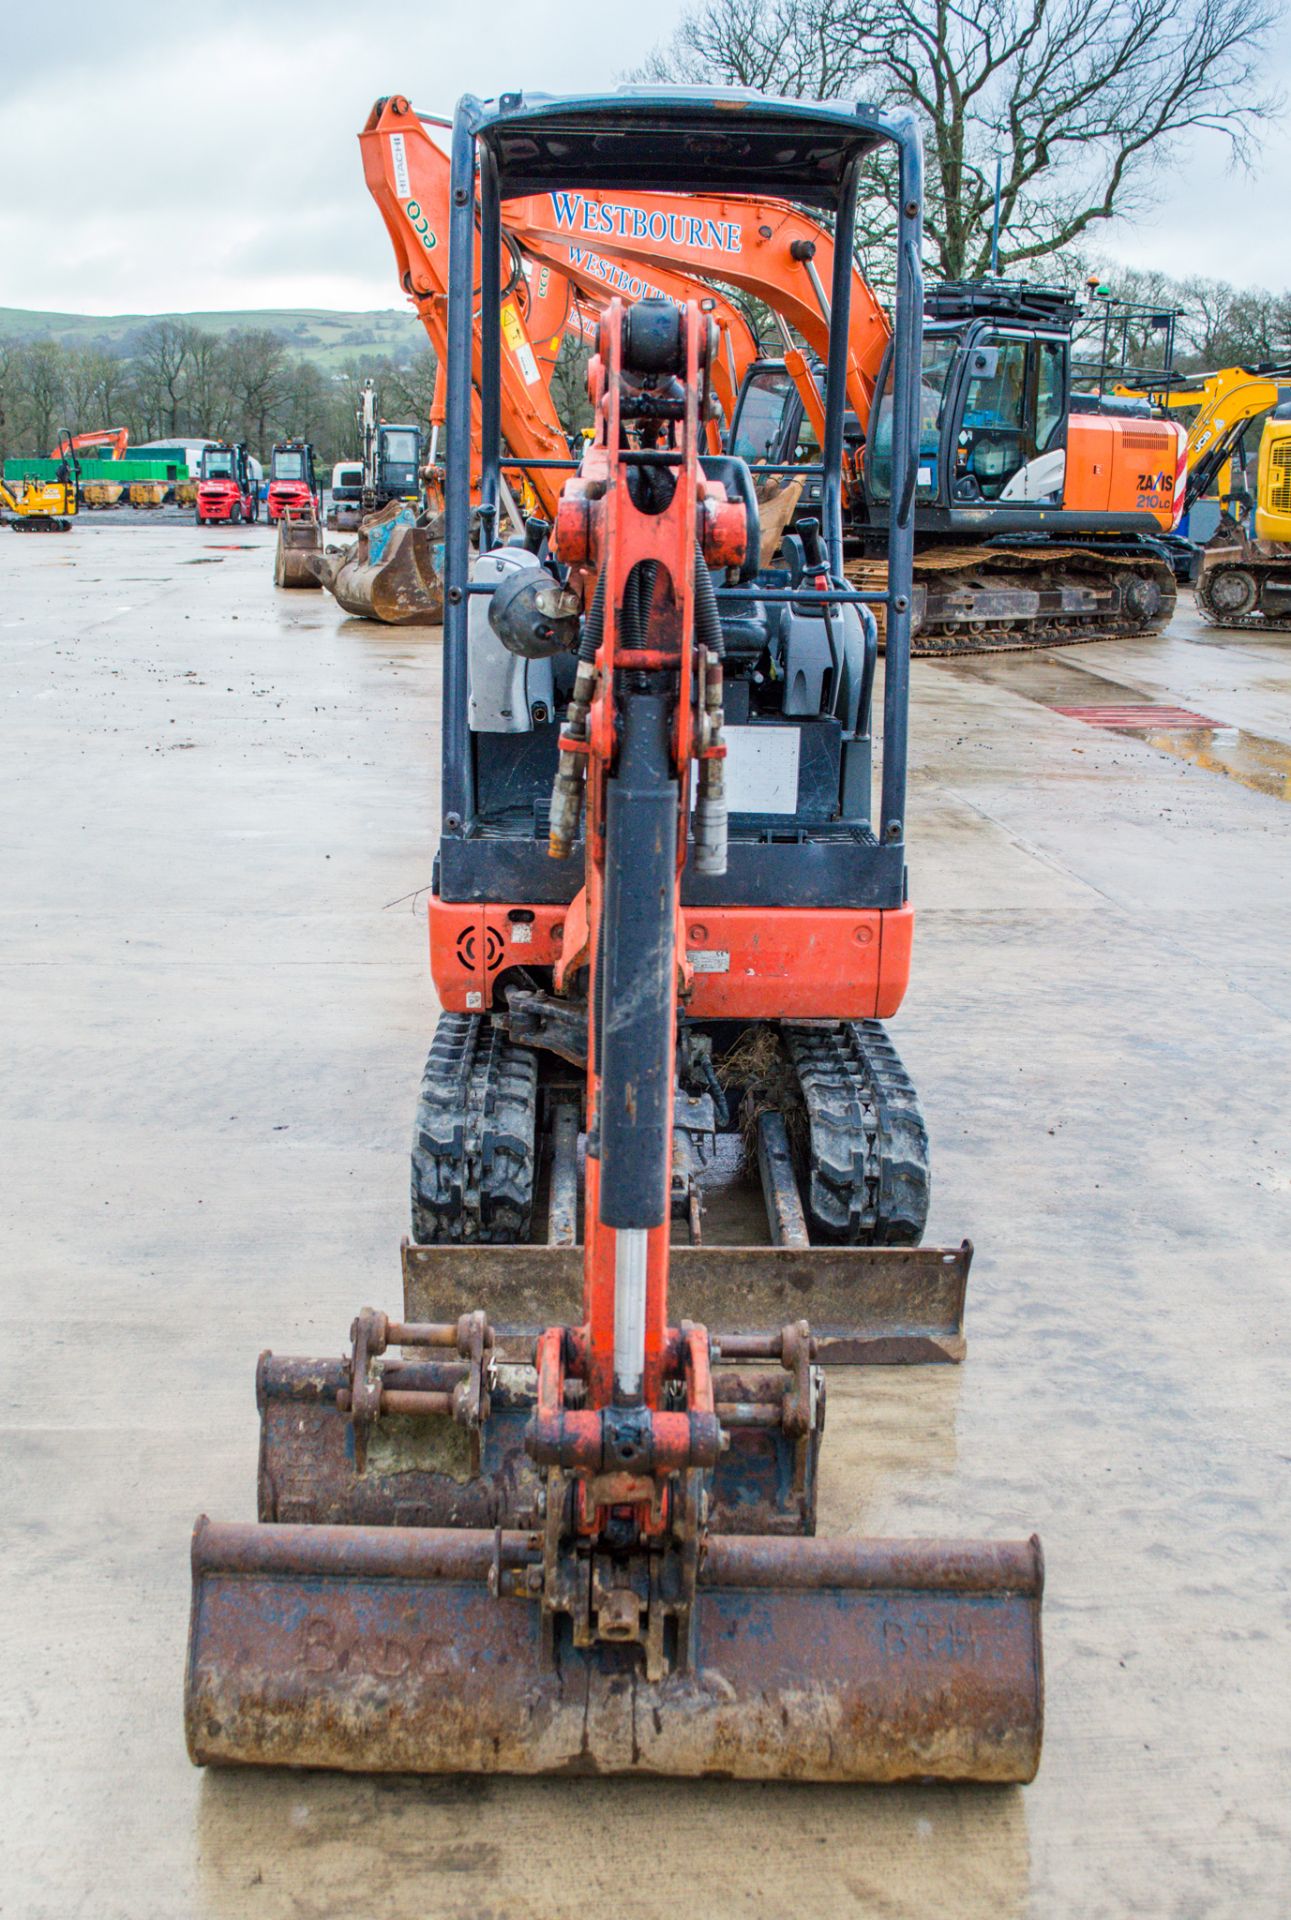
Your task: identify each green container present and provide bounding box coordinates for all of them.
[4,457,175,484]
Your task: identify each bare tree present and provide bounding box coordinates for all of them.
[381,345,439,425]
[0,342,17,466]
[1180,280,1291,367]
[19,341,68,453]
[275,358,328,441]
[224,328,289,455]
[59,349,128,439]
[184,332,236,441]
[549,337,594,437]
[132,320,198,436]
[634,0,863,96]
[637,0,1281,280]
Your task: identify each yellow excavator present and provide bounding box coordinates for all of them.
[1,438,79,531]
[1116,363,1291,624]
[1195,403,1291,628]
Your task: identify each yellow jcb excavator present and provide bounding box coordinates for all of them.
[1195,402,1291,628]
[1,439,79,531]
[1116,361,1291,625]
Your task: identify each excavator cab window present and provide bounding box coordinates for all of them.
[730,368,797,464]
[867,333,960,503]
[381,429,419,465]
[955,334,1067,502]
[1034,342,1065,451]
[791,406,820,464]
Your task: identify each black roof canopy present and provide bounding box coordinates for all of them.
[463,88,911,207]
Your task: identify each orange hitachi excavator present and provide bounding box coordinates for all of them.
[330,98,768,621]
[51,427,129,461]
[367,95,1182,652]
[361,97,763,489]
[509,192,1185,652]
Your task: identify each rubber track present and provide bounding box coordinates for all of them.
[783,1020,930,1246]
[410,1012,538,1244]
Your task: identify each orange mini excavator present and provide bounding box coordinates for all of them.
[185,89,1044,1784]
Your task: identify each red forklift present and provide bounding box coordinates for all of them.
[265,440,321,523]
[195,443,259,525]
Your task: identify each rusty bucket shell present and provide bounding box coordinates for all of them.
[185,1520,1043,1783]
[312,503,444,624]
[274,513,323,589]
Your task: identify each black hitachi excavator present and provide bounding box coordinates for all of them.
[730,278,1185,653]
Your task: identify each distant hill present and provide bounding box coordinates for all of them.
[0,306,425,370]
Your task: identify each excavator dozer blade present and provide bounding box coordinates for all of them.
[273,516,323,588]
[402,1241,971,1364]
[312,509,445,624]
[186,1521,1043,1782]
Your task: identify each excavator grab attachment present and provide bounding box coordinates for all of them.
[185,90,1043,1789]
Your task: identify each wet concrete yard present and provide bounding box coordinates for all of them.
[2,523,1289,1917]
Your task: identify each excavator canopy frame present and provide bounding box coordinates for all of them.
[442,87,924,875]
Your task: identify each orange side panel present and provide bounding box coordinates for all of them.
[1064,416,1115,515]
[429,898,914,1020]
[1066,415,1185,530]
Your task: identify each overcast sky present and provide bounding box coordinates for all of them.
[3,0,1290,316]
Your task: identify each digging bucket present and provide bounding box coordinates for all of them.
[274,515,323,588]
[312,505,444,624]
[186,1519,1042,1782]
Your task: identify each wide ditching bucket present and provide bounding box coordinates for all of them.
[187,1519,1042,1781]
[311,501,444,624]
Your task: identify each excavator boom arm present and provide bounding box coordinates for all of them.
[507,185,891,425]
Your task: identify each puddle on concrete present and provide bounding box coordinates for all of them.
[1127,721,1291,800]
[940,653,1291,804]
